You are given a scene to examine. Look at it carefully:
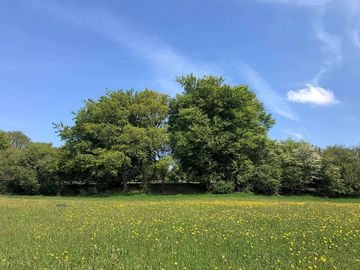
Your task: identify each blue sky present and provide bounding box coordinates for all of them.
[0,0,359,147]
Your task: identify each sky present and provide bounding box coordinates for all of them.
[0,0,359,147]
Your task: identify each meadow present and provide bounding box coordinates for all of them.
[0,194,359,270]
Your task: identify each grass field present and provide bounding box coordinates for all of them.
[0,194,359,270]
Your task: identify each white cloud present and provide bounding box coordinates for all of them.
[287,84,339,105]
[238,64,299,120]
[26,0,217,93]
[257,0,332,6]
[258,0,343,86]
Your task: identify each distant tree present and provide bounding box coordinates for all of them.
[0,142,59,195]
[168,75,274,190]
[279,140,322,194]
[154,155,175,184]
[342,163,360,196]
[352,145,360,159]
[251,140,282,195]
[0,131,37,194]
[7,131,31,149]
[0,148,39,194]
[22,143,60,195]
[320,146,360,196]
[0,131,10,151]
[55,89,169,192]
[319,162,343,196]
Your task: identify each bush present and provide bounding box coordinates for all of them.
[252,164,281,195]
[342,162,360,196]
[279,140,322,194]
[320,146,360,197]
[210,180,235,194]
[0,165,39,195]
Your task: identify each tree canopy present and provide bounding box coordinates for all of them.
[0,75,359,197]
[55,89,170,191]
[169,75,275,190]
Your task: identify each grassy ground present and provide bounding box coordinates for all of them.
[0,193,359,269]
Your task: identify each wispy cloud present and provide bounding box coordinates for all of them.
[27,0,300,122]
[351,31,360,48]
[238,64,299,120]
[293,11,343,106]
[342,116,359,123]
[284,130,304,140]
[256,0,332,7]
[0,117,23,129]
[347,0,360,49]
[255,0,341,107]
[256,0,341,69]
[313,9,343,83]
[26,0,217,93]
[287,83,339,105]
[316,23,342,66]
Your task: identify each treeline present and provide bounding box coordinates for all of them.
[1,75,359,197]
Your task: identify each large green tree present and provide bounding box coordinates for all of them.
[55,89,169,191]
[168,75,274,190]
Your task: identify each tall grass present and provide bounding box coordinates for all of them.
[0,194,359,269]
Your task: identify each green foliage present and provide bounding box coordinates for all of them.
[0,130,37,194]
[342,163,360,196]
[250,140,282,195]
[279,140,322,194]
[0,131,10,151]
[7,131,31,149]
[0,135,59,195]
[320,163,343,196]
[169,75,275,188]
[22,143,60,195]
[210,180,235,194]
[252,164,281,195]
[0,130,30,151]
[55,89,170,191]
[0,148,39,194]
[0,76,359,197]
[320,146,360,196]
[153,156,175,183]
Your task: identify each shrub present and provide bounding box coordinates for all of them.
[252,164,281,195]
[210,180,235,194]
[0,165,39,195]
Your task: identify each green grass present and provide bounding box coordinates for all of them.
[0,193,359,269]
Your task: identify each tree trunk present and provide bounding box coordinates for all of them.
[161,169,166,194]
[123,179,128,193]
[122,165,128,193]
